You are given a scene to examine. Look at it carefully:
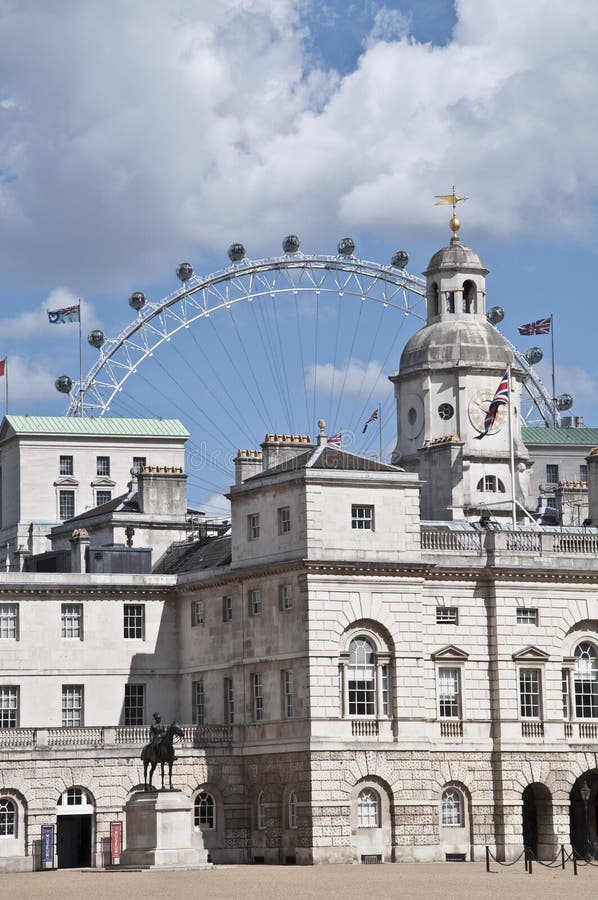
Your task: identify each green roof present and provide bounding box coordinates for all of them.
[3,416,189,438]
[522,427,598,446]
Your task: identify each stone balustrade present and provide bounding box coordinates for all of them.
[421,528,598,559]
[0,724,233,750]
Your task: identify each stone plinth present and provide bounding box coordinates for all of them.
[121,790,208,868]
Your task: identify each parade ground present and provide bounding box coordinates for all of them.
[3,862,598,900]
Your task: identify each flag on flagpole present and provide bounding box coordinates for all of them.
[518,316,551,336]
[48,304,80,324]
[327,432,342,447]
[475,370,509,440]
[362,409,379,433]
[0,359,5,377]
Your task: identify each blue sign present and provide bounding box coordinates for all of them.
[41,824,53,865]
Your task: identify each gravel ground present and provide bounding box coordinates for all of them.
[3,862,598,900]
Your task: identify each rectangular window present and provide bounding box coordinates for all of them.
[192,600,204,627]
[279,584,292,611]
[519,668,542,719]
[249,589,261,616]
[192,679,204,725]
[546,464,559,484]
[282,670,294,719]
[62,685,84,727]
[351,505,374,530]
[59,455,73,476]
[96,456,111,477]
[438,668,460,719]
[132,456,147,474]
[252,673,264,722]
[96,490,112,506]
[580,464,588,483]
[381,664,389,717]
[222,596,233,622]
[224,677,234,725]
[124,684,145,726]
[0,605,18,640]
[247,513,260,541]
[436,607,458,625]
[59,489,75,520]
[61,604,82,639]
[0,686,18,728]
[123,604,145,639]
[545,497,557,510]
[562,669,570,719]
[278,506,291,535]
[516,608,538,626]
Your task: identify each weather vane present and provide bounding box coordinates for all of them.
[434,185,468,239]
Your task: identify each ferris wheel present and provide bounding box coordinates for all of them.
[54,238,565,512]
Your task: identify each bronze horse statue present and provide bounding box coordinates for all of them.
[141,721,184,790]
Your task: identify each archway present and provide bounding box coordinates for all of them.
[570,772,598,859]
[522,783,554,859]
[56,787,94,869]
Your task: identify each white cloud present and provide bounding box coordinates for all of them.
[0,356,57,405]
[305,357,386,396]
[197,491,231,518]
[0,290,98,339]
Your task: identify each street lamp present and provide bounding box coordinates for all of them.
[580,780,591,860]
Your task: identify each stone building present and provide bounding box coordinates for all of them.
[1,225,598,871]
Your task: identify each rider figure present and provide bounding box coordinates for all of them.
[149,712,166,752]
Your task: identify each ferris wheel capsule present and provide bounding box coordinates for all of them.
[176,263,193,283]
[55,375,73,394]
[556,393,574,411]
[486,306,504,325]
[337,237,355,256]
[228,244,246,263]
[129,291,146,311]
[391,250,409,269]
[282,235,300,254]
[523,347,543,366]
[88,329,105,349]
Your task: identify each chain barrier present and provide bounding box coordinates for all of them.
[486,844,598,876]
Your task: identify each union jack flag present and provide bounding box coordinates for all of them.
[475,370,509,440]
[327,432,342,447]
[518,316,551,336]
[362,409,379,434]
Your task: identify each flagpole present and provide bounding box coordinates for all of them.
[4,358,8,416]
[78,302,83,417]
[507,363,516,527]
[550,313,556,427]
[378,404,382,462]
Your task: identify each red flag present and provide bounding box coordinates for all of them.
[0,359,6,377]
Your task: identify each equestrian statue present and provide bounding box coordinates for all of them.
[141,712,184,790]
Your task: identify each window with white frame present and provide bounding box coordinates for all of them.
[438,668,461,719]
[249,589,261,616]
[351,504,374,530]
[132,456,146,474]
[574,641,598,718]
[252,673,264,722]
[279,584,292,611]
[340,633,391,718]
[192,600,204,627]
[58,787,87,806]
[96,490,112,506]
[278,506,291,535]
[288,790,298,829]
[436,607,458,625]
[476,475,506,493]
[123,604,144,639]
[441,788,463,826]
[0,687,18,728]
[546,464,559,484]
[62,685,83,727]
[562,668,570,719]
[282,670,294,719]
[580,464,588,483]
[516,608,538,625]
[519,668,542,719]
[194,791,215,830]
[124,684,145,726]
[224,677,234,725]
[357,788,380,828]
[192,679,204,725]
[0,798,15,836]
[247,513,260,541]
[0,605,18,640]
[59,489,75,520]
[256,792,266,830]
[59,455,73,476]
[61,604,82,639]
[96,456,110,476]
[222,596,232,622]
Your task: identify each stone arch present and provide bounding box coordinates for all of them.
[521,783,555,859]
[438,780,473,861]
[351,775,394,863]
[0,787,27,862]
[432,762,476,798]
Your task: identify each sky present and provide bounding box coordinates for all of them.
[0,0,597,515]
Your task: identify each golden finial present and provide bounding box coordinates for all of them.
[434,185,467,240]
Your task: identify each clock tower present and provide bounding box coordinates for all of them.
[390,212,532,521]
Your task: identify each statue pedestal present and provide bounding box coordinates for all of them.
[121,791,209,869]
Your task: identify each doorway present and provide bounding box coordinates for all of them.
[57,814,92,868]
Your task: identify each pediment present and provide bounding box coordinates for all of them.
[53,476,79,487]
[90,476,116,487]
[512,645,550,662]
[431,645,469,662]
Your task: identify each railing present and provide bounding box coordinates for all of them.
[194,725,233,746]
[0,724,233,749]
[440,720,463,738]
[48,727,103,747]
[115,725,149,745]
[505,533,541,552]
[422,528,598,559]
[578,722,598,740]
[0,728,35,747]
[521,720,544,738]
[420,531,482,552]
[564,722,573,738]
[351,720,379,737]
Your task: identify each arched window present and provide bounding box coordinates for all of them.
[445,291,455,313]
[476,475,506,493]
[430,283,439,316]
[58,787,90,806]
[357,788,380,828]
[462,280,477,313]
[288,791,298,829]
[574,642,598,718]
[194,791,215,830]
[340,631,391,719]
[256,792,266,830]
[441,788,463,826]
[0,798,16,836]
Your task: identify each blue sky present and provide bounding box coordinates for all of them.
[0,0,597,514]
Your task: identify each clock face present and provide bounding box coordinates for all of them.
[468,392,507,435]
[438,402,454,421]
